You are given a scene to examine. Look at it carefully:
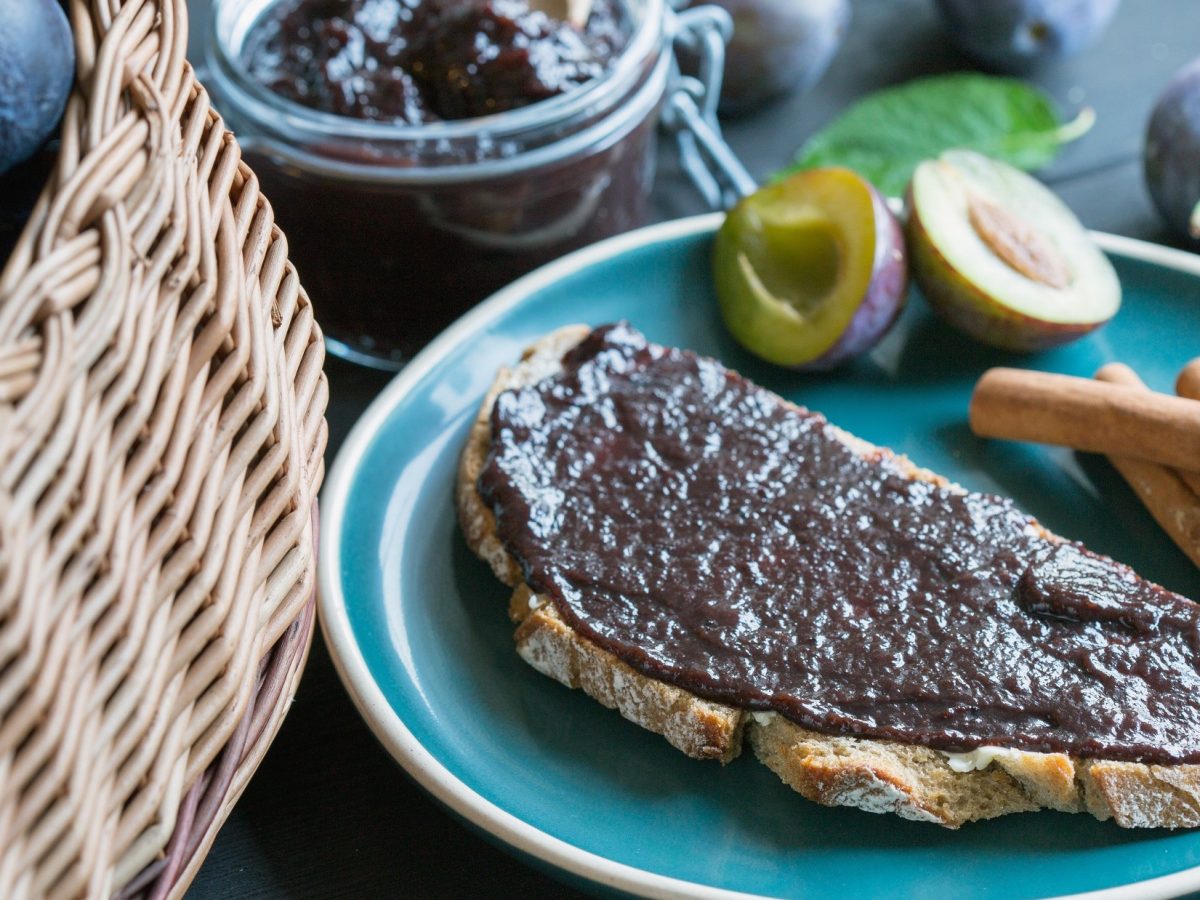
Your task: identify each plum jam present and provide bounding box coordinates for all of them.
[243,0,629,124]
[207,0,664,367]
[480,324,1200,763]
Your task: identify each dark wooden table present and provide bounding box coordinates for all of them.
[187,1,1200,895]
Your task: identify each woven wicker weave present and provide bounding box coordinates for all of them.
[0,0,328,896]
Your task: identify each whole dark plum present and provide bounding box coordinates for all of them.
[694,0,850,115]
[933,0,1119,71]
[1145,59,1200,240]
[0,0,74,174]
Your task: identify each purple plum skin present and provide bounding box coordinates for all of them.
[1145,58,1200,240]
[933,0,1120,71]
[805,184,908,370]
[698,0,850,115]
[0,0,74,175]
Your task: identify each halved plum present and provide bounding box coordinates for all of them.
[907,150,1120,351]
[713,168,908,369]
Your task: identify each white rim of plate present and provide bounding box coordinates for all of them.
[318,212,1200,900]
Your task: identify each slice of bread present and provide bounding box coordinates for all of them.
[457,325,1200,828]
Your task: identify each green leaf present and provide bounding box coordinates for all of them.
[779,73,1093,197]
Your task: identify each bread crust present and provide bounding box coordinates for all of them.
[457,324,1200,828]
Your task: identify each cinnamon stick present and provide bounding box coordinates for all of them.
[1095,362,1200,495]
[1093,363,1200,569]
[969,367,1200,473]
[1178,357,1200,402]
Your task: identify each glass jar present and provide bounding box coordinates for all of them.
[204,0,705,369]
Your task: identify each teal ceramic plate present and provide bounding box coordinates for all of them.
[319,214,1200,899]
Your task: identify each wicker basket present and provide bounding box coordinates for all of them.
[0,0,328,896]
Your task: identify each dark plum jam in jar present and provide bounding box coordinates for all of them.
[207,0,667,368]
[244,0,630,123]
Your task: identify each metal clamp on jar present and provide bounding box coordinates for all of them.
[663,0,757,209]
[205,0,753,369]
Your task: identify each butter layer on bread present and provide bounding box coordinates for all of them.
[457,324,1200,829]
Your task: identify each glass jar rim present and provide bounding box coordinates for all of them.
[209,0,666,146]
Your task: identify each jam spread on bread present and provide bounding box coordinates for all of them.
[479,324,1200,763]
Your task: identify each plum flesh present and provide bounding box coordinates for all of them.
[1145,58,1200,240]
[907,151,1120,352]
[713,168,908,370]
[0,0,74,175]
[933,0,1119,71]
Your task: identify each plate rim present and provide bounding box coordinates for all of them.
[317,212,1200,900]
